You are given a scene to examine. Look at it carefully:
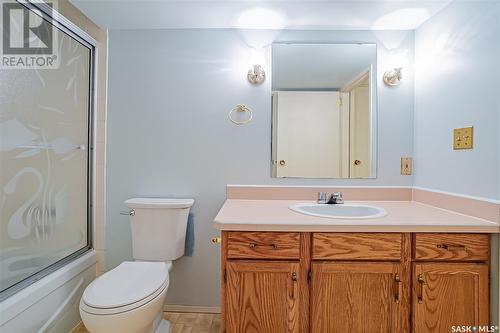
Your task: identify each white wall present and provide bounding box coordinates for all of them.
[106,29,415,306]
[414,0,500,200]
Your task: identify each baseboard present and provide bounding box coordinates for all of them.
[164,304,221,314]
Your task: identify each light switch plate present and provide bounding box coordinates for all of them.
[454,126,473,150]
[401,157,412,175]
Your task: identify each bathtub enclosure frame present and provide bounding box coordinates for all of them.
[0,0,97,301]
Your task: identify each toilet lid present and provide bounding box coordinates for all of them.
[82,261,169,309]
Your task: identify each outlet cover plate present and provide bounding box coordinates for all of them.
[454,126,473,150]
[401,157,412,175]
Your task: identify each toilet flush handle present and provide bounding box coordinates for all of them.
[120,209,135,216]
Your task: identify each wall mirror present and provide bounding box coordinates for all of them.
[271,43,377,178]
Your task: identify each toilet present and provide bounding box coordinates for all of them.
[79,198,194,333]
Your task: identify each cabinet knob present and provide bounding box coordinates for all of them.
[248,243,277,250]
[394,273,401,303]
[436,243,465,250]
[354,159,362,165]
[279,160,286,166]
[290,272,298,299]
[417,274,424,304]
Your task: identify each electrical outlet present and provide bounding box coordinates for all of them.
[401,157,412,175]
[454,126,473,150]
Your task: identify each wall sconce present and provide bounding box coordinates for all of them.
[383,67,403,86]
[247,64,266,85]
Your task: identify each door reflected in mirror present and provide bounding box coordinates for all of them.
[271,43,377,178]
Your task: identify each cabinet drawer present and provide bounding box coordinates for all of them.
[312,233,402,260]
[227,232,300,259]
[413,233,489,261]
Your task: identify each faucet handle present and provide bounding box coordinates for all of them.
[317,192,328,204]
[330,192,344,204]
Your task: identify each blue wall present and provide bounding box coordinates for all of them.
[414,0,500,200]
[106,29,415,306]
[414,3,500,321]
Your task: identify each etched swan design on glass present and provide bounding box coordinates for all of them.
[0,30,90,290]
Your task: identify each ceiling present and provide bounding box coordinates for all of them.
[69,0,452,30]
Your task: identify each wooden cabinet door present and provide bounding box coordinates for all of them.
[413,263,489,333]
[226,261,300,333]
[311,262,405,332]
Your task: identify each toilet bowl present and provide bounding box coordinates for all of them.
[80,198,194,333]
[80,261,172,333]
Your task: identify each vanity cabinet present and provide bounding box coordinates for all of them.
[412,263,489,333]
[413,233,490,261]
[411,233,490,333]
[312,233,402,260]
[227,232,301,259]
[220,232,490,333]
[225,261,300,333]
[311,262,404,332]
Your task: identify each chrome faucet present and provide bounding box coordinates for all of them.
[317,192,344,204]
[329,192,344,204]
[317,192,328,204]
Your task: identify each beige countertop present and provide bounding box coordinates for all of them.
[213,199,500,233]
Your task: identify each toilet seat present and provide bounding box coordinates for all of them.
[81,261,170,315]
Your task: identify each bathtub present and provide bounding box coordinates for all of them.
[0,251,96,333]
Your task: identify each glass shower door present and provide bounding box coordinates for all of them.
[0,3,93,297]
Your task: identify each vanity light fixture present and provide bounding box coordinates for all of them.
[247,64,266,85]
[383,67,403,86]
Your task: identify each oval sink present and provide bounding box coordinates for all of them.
[289,203,387,219]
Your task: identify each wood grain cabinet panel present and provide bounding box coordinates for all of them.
[227,232,300,259]
[311,262,405,333]
[413,233,489,261]
[412,263,489,333]
[312,233,402,260]
[226,261,300,333]
[221,231,491,333]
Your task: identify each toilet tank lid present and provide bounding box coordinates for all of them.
[125,198,194,209]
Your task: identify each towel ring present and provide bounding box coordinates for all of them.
[228,104,253,125]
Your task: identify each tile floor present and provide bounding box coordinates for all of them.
[74,312,221,333]
[166,312,221,333]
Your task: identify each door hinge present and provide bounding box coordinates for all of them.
[223,268,227,284]
[308,269,311,284]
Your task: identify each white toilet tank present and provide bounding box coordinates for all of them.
[124,198,194,261]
